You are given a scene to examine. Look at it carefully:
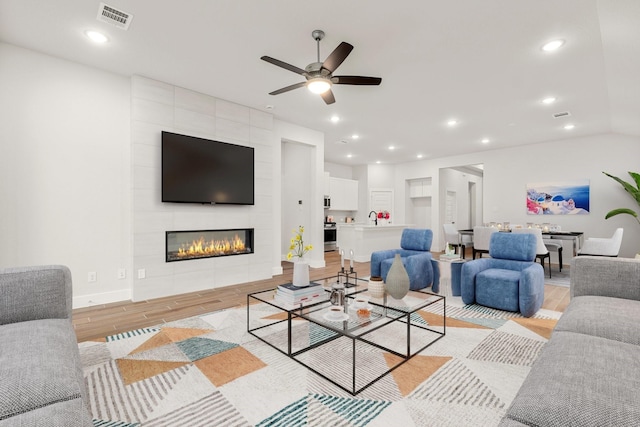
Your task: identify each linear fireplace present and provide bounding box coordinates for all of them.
[166,228,254,262]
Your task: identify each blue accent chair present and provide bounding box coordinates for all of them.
[370,228,440,292]
[461,232,544,317]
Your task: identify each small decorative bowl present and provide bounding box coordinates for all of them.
[356,307,371,319]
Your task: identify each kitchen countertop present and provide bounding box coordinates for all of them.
[337,224,413,262]
[337,223,412,229]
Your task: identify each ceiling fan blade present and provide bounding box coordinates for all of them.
[261,56,306,75]
[320,89,336,105]
[322,42,354,73]
[333,75,382,85]
[269,81,307,95]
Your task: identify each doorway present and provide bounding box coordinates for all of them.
[438,165,483,247]
[369,189,393,223]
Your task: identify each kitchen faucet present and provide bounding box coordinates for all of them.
[368,211,378,226]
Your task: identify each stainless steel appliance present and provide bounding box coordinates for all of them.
[324,222,337,252]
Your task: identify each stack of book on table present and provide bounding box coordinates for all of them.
[274,282,325,307]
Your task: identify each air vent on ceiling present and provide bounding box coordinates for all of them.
[97,3,133,30]
[552,111,571,119]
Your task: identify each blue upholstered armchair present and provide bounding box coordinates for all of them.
[370,228,440,293]
[461,232,544,317]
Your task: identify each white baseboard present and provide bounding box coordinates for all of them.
[73,288,131,309]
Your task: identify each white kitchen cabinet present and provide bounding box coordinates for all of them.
[329,177,359,210]
[408,178,432,198]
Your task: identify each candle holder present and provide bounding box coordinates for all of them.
[338,269,358,288]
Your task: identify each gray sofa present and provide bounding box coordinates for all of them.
[500,256,640,426]
[0,265,93,426]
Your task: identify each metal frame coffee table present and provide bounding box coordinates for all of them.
[247,276,446,395]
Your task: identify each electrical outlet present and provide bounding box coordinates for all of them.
[88,272,97,283]
[117,268,126,279]
[137,268,146,279]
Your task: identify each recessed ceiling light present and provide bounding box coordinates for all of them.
[481,138,490,144]
[346,153,352,158]
[417,154,424,159]
[330,115,340,123]
[85,30,108,44]
[447,119,458,127]
[542,97,557,104]
[564,124,575,130]
[388,146,395,150]
[265,105,274,110]
[376,160,381,164]
[351,134,359,139]
[542,39,564,52]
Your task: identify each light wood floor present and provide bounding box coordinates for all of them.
[72,250,570,342]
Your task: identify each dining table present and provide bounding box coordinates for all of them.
[458,229,584,256]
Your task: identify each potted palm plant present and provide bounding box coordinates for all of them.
[602,171,640,225]
[603,171,640,258]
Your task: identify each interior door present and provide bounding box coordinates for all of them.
[445,190,457,224]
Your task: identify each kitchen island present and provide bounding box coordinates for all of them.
[337,224,413,262]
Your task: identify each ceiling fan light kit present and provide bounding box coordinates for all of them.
[261,29,381,104]
[307,78,332,94]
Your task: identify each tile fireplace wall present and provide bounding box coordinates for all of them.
[131,76,275,301]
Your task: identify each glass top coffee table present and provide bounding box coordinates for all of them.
[247,276,445,395]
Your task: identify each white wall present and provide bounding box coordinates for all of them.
[276,121,325,268]
[395,133,640,258]
[282,142,314,259]
[130,76,277,301]
[353,165,369,223]
[0,44,330,307]
[324,162,353,179]
[0,43,132,305]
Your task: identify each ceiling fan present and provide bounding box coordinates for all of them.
[261,30,382,105]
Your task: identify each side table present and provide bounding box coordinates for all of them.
[438,256,465,296]
[450,260,465,296]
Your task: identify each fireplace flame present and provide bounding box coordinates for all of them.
[177,234,246,258]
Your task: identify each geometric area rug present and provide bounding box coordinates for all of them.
[79,295,562,427]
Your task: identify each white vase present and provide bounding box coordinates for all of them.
[385,254,410,299]
[292,258,310,286]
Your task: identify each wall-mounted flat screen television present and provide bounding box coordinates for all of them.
[162,131,255,205]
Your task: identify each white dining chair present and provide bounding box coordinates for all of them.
[577,228,624,257]
[543,239,563,272]
[513,228,552,277]
[443,223,473,259]
[472,226,498,259]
